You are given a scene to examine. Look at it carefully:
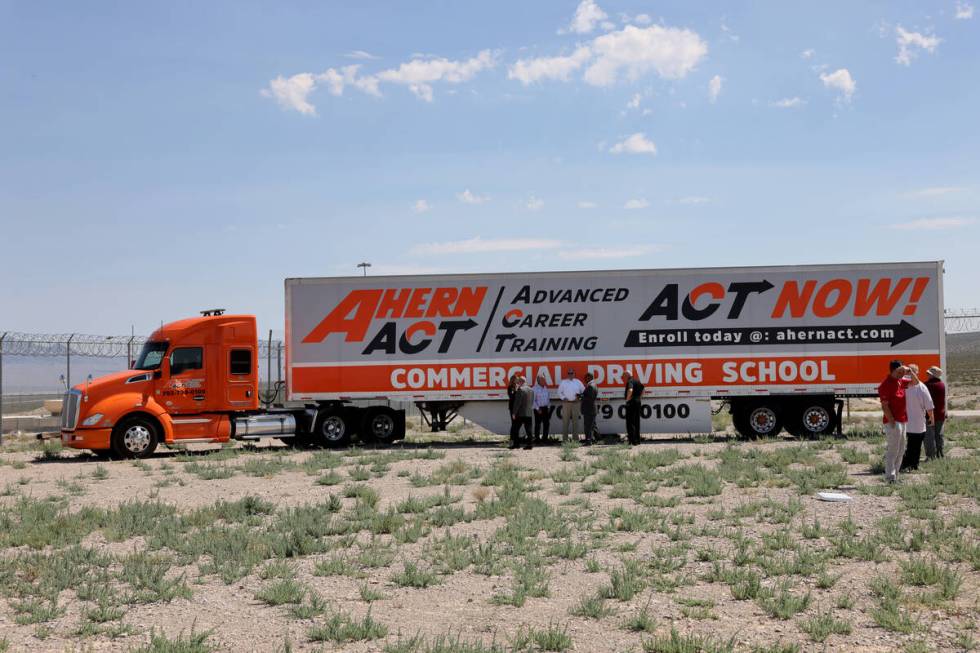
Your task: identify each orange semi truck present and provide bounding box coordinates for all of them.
[61,262,945,458]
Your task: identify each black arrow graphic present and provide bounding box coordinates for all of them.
[624,320,923,348]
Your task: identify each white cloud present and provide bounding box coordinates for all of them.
[624,198,650,209]
[509,23,707,89]
[345,50,379,60]
[674,196,710,205]
[720,22,740,43]
[318,65,379,97]
[568,0,608,34]
[508,47,592,85]
[801,49,815,59]
[377,50,497,101]
[526,196,545,211]
[633,13,652,25]
[584,25,708,85]
[819,68,856,103]
[261,73,318,115]
[557,244,661,259]
[895,26,940,66]
[411,237,562,255]
[708,75,723,103]
[902,186,966,198]
[956,1,974,19]
[892,217,975,230]
[457,189,490,204]
[577,201,598,209]
[412,199,432,213]
[264,50,495,113]
[770,96,805,109]
[609,132,657,155]
[626,93,642,109]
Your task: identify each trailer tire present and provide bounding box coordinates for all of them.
[315,411,351,447]
[111,416,159,459]
[733,402,782,440]
[788,401,836,439]
[362,408,398,443]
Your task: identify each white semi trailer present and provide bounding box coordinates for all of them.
[285,261,944,441]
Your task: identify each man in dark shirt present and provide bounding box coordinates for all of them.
[510,375,535,451]
[624,372,644,445]
[924,366,947,459]
[581,372,598,446]
[878,359,909,483]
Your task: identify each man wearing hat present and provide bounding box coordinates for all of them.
[924,366,946,459]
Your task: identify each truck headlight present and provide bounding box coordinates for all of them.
[82,413,105,427]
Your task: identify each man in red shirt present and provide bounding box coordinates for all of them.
[924,366,947,459]
[878,359,909,483]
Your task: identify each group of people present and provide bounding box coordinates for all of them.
[878,360,947,483]
[506,369,645,449]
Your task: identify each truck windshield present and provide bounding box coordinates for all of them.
[134,342,168,370]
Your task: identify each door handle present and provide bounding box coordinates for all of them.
[193,395,205,401]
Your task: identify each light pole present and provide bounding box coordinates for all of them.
[357,262,371,277]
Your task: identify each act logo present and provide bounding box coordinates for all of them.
[303,286,488,355]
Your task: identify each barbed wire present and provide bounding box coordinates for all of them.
[0,332,282,358]
[944,309,980,334]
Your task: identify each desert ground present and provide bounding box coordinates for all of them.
[0,407,977,653]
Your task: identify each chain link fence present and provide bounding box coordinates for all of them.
[0,332,283,434]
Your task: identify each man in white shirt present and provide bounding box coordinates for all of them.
[557,369,585,442]
[901,364,934,472]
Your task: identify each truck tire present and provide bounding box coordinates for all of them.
[733,402,782,439]
[788,401,836,439]
[315,410,351,447]
[111,416,159,459]
[362,407,398,443]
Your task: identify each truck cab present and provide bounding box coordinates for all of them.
[61,313,261,457]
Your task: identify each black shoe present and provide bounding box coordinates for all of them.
[523,444,533,450]
[508,443,519,450]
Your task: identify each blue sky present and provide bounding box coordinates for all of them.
[1,0,978,337]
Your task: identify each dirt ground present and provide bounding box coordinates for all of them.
[0,417,978,653]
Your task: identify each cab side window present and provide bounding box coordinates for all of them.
[230,349,252,375]
[170,347,203,376]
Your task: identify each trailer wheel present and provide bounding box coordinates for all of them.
[747,405,782,438]
[789,402,835,439]
[315,411,351,447]
[362,408,398,443]
[732,402,782,440]
[111,416,159,459]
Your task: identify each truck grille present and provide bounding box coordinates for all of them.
[61,390,82,431]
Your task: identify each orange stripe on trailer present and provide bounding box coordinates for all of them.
[291,353,941,395]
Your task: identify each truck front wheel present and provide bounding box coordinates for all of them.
[316,411,351,447]
[111,416,159,459]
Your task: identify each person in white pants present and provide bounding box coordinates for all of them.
[878,360,910,483]
[557,369,585,443]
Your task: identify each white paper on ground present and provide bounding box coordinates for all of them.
[816,491,852,502]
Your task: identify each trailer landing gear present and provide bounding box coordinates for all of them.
[416,401,464,432]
